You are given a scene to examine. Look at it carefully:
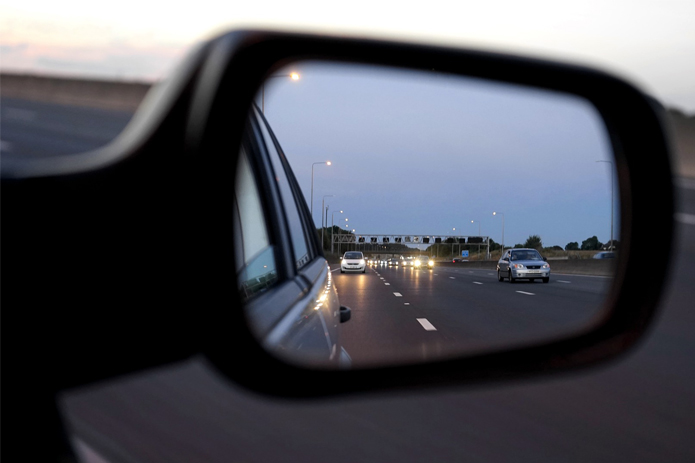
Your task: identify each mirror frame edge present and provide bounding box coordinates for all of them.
[192,29,675,398]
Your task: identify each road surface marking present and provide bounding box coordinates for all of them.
[558,280,571,284]
[675,212,695,226]
[404,302,410,305]
[449,277,455,279]
[516,291,535,296]
[393,292,403,297]
[417,318,437,331]
[473,281,483,285]
[384,282,391,285]
[380,277,385,280]
[488,273,495,276]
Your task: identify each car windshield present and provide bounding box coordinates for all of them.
[511,250,542,261]
[344,252,362,259]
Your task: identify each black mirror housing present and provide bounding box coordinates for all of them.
[191,30,674,398]
[2,29,675,404]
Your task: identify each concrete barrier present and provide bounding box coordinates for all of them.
[0,73,153,112]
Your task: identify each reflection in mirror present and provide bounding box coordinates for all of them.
[238,61,619,369]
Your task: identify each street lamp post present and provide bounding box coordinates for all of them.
[331,210,344,254]
[597,160,615,250]
[310,161,331,226]
[321,195,334,252]
[493,212,505,258]
[261,72,299,113]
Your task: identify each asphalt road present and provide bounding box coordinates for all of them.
[0,97,134,159]
[336,264,610,367]
[4,98,695,462]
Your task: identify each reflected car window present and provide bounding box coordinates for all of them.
[511,250,542,260]
[257,112,313,270]
[235,147,278,301]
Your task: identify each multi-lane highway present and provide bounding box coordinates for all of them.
[4,97,695,462]
[336,263,609,366]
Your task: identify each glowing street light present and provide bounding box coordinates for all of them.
[261,72,300,113]
[321,195,334,251]
[310,161,331,225]
[331,210,344,254]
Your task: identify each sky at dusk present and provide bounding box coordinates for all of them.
[261,62,616,249]
[2,1,695,111]
[1,1,689,249]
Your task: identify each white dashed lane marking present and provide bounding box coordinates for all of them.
[558,280,571,284]
[404,303,410,306]
[393,292,403,297]
[417,318,437,331]
[516,291,535,296]
[385,283,391,286]
[449,277,455,279]
[473,282,483,285]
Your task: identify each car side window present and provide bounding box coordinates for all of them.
[234,147,279,301]
[256,113,314,270]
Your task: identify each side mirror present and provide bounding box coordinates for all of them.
[340,306,352,323]
[3,29,674,406]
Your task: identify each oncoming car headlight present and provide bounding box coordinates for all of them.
[360,259,366,265]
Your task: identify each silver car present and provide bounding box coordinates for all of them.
[497,248,550,283]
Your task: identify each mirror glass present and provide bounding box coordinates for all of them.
[238,60,619,369]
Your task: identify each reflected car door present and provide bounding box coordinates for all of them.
[236,107,345,368]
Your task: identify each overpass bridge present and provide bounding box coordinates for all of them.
[331,233,491,259]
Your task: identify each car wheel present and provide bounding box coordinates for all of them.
[509,270,515,283]
[543,277,549,283]
[340,269,344,274]
[497,270,503,282]
[362,269,366,273]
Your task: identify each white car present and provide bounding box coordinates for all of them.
[340,251,366,273]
